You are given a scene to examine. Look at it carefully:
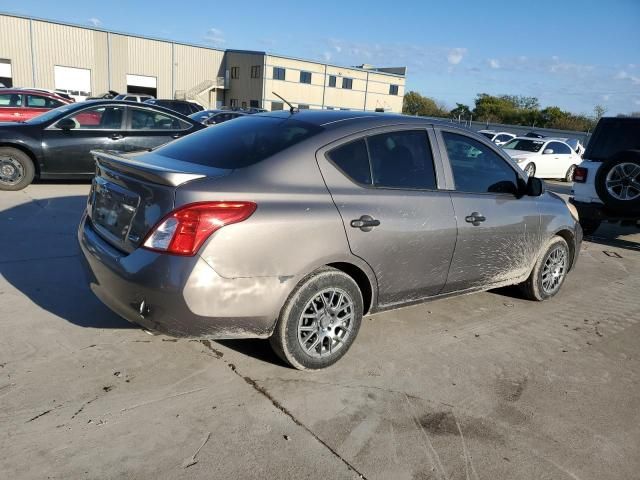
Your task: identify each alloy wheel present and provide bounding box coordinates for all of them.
[541,245,568,295]
[605,162,640,201]
[297,288,354,358]
[524,164,535,177]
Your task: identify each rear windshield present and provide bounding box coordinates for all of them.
[585,119,640,161]
[155,115,324,168]
[503,139,544,152]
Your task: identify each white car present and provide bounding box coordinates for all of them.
[571,117,640,235]
[503,137,582,181]
[478,130,516,146]
[114,93,155,103]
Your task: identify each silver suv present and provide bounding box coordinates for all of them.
[78,111,582,370]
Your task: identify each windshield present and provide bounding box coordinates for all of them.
[503,139,545,152]
[585,119,640,161]
[25,104,76,124]
[479,132,495,140]
[156,115,324,168]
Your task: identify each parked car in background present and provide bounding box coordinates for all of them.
[524,131,545,138]
[0,100,205,190]
[552,137,586,157]
[78,110,581,370]
[0,88,73,122]
[503,137,582,181]
[114,93,154,103]
[189,109,247,125]
[571,117,640,235]
[21,88,75,102]
[144,99,203,116]
[88,90,119,100]
[478,129,516,146]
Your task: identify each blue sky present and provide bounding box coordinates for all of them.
[2,0,639,115]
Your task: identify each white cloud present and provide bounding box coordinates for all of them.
[204,28,225,47]
[601,94,610,101]
[447,48,467,65]
[322,51,332,61]
[615,70,640,84]
[87,17,101,27]
[488,59,500,69]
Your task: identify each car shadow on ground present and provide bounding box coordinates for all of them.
[585,226,640,252]
[217,339,289,367]
[0,195,133,330]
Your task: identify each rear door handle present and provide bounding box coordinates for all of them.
[465,212,486,226]
[109,133,124,140]
[350,215,380,232]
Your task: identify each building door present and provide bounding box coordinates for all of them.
[126,74,157,98]
[0,59,12,87]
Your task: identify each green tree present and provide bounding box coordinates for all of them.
[402,91,449,118]
[450,103,472,120]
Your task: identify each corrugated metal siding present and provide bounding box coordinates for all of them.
[32,20,96,89]
[92,30,109,94]
[126,37,172,97]
[0,16,34,87]
[174,44,224,92]
[109,34,128,93]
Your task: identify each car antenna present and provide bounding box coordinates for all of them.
[272,92,298,114]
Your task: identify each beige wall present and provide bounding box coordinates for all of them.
[364,71,405,112]
[225,51,265,108]
[174,44,225,93]
[0,16,33,87]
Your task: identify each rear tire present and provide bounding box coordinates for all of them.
[594,151,640,215]
[524,163,536,178]
[564,165,576,182]
[520,236,570,301]
[0,147,35,191]
[270,267,363,370]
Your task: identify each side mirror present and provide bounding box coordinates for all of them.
[543,148,554,155]
[56,118,76,130]
[526,176,544,196]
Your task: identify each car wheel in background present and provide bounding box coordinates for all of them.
[594,151,640,215]
[0,147,35,191]
[520,236,570,301]
[270,267,363,370]
[524,163,536,177]
[579,218,601,236]
[564,165,576,182]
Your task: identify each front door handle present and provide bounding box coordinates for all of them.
[465,212,486,226]
[109,133,124,140]
[350,215,380,232]
[172,133,182,139]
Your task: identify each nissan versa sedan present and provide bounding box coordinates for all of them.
[78,110,582,370]
[0,100,205,190]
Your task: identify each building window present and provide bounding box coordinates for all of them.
[241,101,247,109]
[298,104,309,109]
[231,67,239,79]
[389,84,399,95]
[271,101,284,111]
[230,99,238,108]
[251,65,261,78]
[273,67,286,81]
[299,71,312,84]
[342,78,353,89]
[250,100,260,108]
[328,75,336,88]
[340,108,350,111]
[0,59,12,87]
[326,106,334,110]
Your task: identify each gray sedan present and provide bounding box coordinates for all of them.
[78,110,582,370]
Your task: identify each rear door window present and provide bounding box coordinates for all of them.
[62,105,125,129]
[129,107,190,130]
[156,115,323,168]
[547,142,572,155]
[368,130,437,190]
[327,139,371,185]
[442,131,518,195]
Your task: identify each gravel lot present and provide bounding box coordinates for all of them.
[1,182,639,480]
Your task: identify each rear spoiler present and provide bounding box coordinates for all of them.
[91,150,206,187]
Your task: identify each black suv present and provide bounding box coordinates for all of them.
[143,99,203,116]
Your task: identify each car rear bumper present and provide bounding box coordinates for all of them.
[570,199,639,222]
[78,214,294,339]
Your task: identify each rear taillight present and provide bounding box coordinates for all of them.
[573,166,588,183]
[143,201,256,256]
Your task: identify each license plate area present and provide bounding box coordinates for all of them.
[90,177,140,245]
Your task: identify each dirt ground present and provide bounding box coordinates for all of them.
[1,182,639,479]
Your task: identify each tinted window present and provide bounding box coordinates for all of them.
[547,142,572,154]
[367,130,437,189]
[250,100,259,108]
[328,76,336,87]
[130,108,189,130]
[250,65,261,78]
[63,106,124,129]
[26,95,63,108]
[0,93,22,107]
[273,67,286,81]
[156,116,323,168]
[190,111,214,123]
[442,131,518,194]
[328,139,371,185]
[495,134,513,142]
[503,138,544,152]
[300,71,312,84]
[231,67,239,79]
[586,119,640,160]
[479,132,495,139]
[271,101,283,111]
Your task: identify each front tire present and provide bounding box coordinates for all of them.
[520,236,570,301]
[0,147,35,191]
[270,267,363,370]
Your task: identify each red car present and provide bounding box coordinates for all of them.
[0,89,73,122]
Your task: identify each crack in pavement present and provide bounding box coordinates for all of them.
[197,340,368,479]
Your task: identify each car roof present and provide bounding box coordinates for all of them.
[60,99,196,119]
[0,88,71,100]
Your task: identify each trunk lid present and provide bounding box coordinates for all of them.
[88,150,230,253]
